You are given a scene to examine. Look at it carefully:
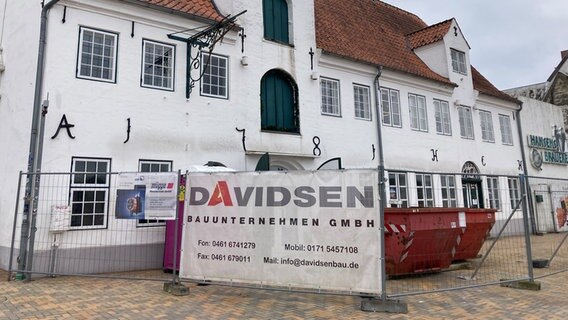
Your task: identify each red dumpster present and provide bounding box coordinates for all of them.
[384,208,464,276]
[452,208,496,261]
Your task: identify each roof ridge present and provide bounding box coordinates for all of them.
[379,1,426,25]
[406,18,454,37]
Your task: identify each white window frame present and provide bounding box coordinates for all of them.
[141,39,175,91]
[508,177,522,210]
[381,88,402,127]
[77,27,118,83]
[434,99,452,135]
[458,106,474,139]
[69,157,111,229]
[499,114,514,145]
[440,175,457,207]
[487,177,501,210]
[451,48,467,75]
[388,172,408,208]
[353,83,371,120]
[320,77,341,116]
[409,93,428,132]
[416,173,434,207]
[479,110,495,142]
[200,52,229,99]
[137,160,173,227]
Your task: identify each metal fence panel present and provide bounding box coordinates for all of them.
[384,170,532,297]
[8,172,176,281]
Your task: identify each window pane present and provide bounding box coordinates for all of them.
[321,78,340,115]
[200,52,228,98]
[77,28,116,81]
[73,191,84,202]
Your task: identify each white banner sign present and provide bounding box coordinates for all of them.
[115,172,178,220]
[180,170,381,294]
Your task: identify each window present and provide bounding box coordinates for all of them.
[416,173,434,207]
[201,52,229,99]
[440,175,457,207]
[263,0,290,44]
[141,40,174,90]
[70,158,111,229]
[499,114,514,145]
[381,88,401,127]
[388,172,408,208]
[77,27,117,82]
[320,77,341,116]
[458,106,474,139]
[479,110,495,142]
[138,160,173,227]
[487,177,501,210]
[409,94,428,132]
[508,178,521,210]
[451,48,467,74]
[260,69,299,133]
[353,84,371,120]
[434,99,451,135]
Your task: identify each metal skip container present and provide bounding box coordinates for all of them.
[452,208,496,261]
[384,208,465,276]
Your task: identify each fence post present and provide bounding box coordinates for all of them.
[172,170,181,285]
[520,174,535,282]
[8,172,24,281]
[164,170,189,296]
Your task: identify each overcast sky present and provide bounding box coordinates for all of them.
[383,0,567,90]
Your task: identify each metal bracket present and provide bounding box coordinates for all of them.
[168,11,246,98]
[312,136,321,156]
[236,127,247,152]
[124,118,131,144]
[431,149,438,162]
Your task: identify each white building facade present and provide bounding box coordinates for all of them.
[0,0,527,271]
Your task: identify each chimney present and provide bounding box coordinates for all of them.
[562,50,568,60]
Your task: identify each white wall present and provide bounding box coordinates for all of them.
[0,0,44,264]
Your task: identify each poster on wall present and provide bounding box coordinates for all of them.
[180,170,381,294]
[115,172,178,220]
[552,188,568,233]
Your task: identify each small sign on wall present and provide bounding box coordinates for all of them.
[115,172,178,220]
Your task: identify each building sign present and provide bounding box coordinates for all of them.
[180,170,381,294]
[528,133,568,169]
[115,172,178,220]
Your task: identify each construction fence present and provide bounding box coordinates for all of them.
[6,169,568,299]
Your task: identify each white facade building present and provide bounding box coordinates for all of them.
[0,0,528,271]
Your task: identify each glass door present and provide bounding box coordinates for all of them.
[463,183,481,208]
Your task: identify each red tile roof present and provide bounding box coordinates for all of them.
[136,0,224,22]
[315,0,453,86]
[471,67,519,103]
[315,0,516,104]
[407,19,453,50]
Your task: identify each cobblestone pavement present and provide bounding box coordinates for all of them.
[0,268,566,320]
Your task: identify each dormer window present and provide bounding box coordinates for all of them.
[451,48,467,74]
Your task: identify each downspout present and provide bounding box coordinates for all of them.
[515,101,537,234]
[17,0,60,280]
[373,66,387,300]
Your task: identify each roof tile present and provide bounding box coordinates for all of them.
[407,19,453,49]
[137,0,223,22]
[315,0,515,103]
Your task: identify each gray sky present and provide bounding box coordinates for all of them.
[383,0,567,90]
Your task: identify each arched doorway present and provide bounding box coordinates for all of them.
[461,161,483,208]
